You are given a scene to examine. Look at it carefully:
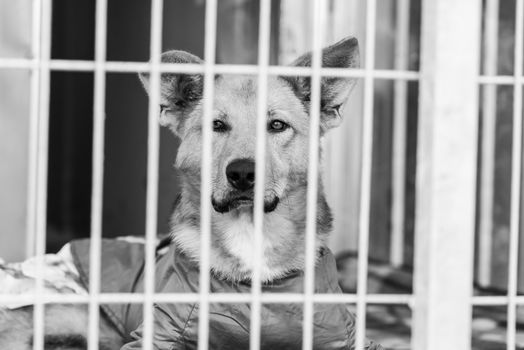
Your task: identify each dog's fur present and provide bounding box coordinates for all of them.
[0,37,359,349]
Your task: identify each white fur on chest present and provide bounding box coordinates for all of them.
[217,213,274,274]
[172,211,294,282]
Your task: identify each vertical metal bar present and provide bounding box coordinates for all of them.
[142,0,164,349]
[507,1,523,348]
[251,0,272,348]
[198,1,218,349]
[302,0,327,349]
[390,0,410,267]
[32,0,53,349]
[478,0,499,288]
[355,0,377,349]
[412,1,481,349]
[26,0,43,259]
[87,0,108,349]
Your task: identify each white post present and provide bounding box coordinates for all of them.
[412,0,481,349]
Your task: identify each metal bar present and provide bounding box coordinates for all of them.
[32,0,53,349]
[198,1,218,349]
[412,0,481,349]
[142,0,164,349]
[302,0,327,348]
[478,0,500,288]
[507,1,524,349]
[87,0,108,349]
[473,296,522,306]
[472,295,524,306]
[355,0,377,348]
[0,57,421,80]
[25,0,43,259]
[390,0,410,268]
[0,292,415,305]
[251,0,272,348]
[479,75,522,85]
[391,0,411,268]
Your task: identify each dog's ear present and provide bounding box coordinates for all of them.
[282,37,359,132]
[139,50,204,135]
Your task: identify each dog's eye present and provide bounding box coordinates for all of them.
[268,120,289,132]
[213,120,229,132]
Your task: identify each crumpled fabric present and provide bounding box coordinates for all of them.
[0,244,86,309]
[70,238,384,350]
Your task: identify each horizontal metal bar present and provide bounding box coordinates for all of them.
[6,58,524,85]
[473,295,524,306]
[0,293,414,305]
[13,293,524,307]
[0,58,420,79]
[479,75,522,85]
[472,296,512,306]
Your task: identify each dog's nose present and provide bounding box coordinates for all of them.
[226,159,255,191]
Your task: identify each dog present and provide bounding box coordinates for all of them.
[0,37,367,349]
[148,37,359,283]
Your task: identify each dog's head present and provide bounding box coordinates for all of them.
[139,37,359,215]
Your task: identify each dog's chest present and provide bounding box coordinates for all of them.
[172,213,298,281]
[218,216,274,273]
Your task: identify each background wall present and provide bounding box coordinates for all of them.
[0,0,32,261]
[44,0,207,252]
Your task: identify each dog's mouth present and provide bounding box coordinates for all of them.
[212,194,279,214]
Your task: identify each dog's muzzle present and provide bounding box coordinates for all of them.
[212,195,279,214]
[214,158,280,213]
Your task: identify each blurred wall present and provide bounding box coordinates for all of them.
[45,0,206,252]
[0,0,32,261]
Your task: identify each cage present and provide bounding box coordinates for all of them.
[0,0,523,349]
